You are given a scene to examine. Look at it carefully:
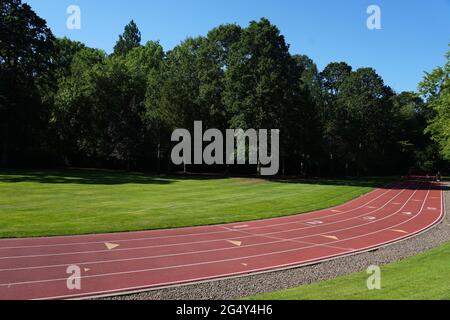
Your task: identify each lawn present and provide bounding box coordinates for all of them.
[246,241,450,300]
[0,170,393,238]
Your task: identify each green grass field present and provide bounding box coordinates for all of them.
[246,241,450,300]
[0,170,393,238]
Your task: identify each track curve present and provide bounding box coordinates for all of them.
[0,179,444,300]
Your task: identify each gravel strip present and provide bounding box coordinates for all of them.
[102,183,450,300]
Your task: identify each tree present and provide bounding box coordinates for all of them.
[335,68,395,175]
[318,62,352,175]
[223,18,301,174]
[390,92,432,172]
[290,55,323,175]
[420,51,450,161]
[320,62,352,96]
[224,18,295,131]
[53,37,86,79]
[0,0,56,166]
[113,20,142,56]
[54,48,107,163]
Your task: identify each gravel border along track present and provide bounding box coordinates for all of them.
[103,183,450,300]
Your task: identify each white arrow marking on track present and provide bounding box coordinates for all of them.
[105,243,120,250]
[321,235,339,241]
[227,240,242,247]
[391,229,408,234]
[307,221,324,225]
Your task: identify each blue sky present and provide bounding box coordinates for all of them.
[25,0,450,92]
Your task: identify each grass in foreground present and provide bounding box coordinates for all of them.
[246,241,450,300]
[0,170,393,238]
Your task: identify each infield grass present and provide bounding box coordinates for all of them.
[0,169,393,238]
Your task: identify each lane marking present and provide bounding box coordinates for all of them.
[306,221,323,225]
[84,268,91,272]
[391,229,408,234]
[367,206,377,209]
[427,207,437,211]
[0,182,436,294]
[227,240,242,247]
[363,216,376,221]
[321,235,339,241]
[29,184,443,300]
[233,225,249,229]
[0,182,418,261]
[403,212,413,216]
[105,243,120,250]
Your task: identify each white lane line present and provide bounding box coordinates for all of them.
[35,183,443,300]
[0,183,416,261]
[0,183,434,290]
[220,225,354,252]
[0,182,427,274]
[0,182,407,250]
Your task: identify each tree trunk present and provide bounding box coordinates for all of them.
[157,143,161,174]
[1,124,8,167]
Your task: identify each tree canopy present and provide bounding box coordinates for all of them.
[419,52,450,161]
[113,20,142,56]
[1,0,448,175]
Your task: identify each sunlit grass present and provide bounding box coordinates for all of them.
[0,169,392,238]
[246,241,450,300]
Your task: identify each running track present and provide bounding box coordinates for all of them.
[0,180,444,300]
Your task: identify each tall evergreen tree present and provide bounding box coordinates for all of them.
[113,20,142,56]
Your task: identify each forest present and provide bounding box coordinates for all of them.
[1,0,449,176]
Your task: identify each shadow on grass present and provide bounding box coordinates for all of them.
[271,176,449,191]
[0,169,176,185]
[0,169,446,190]
[0,169,386,187]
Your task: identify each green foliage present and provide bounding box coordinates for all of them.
[1,0,448,175]
[224,18,295,130]
[420,52,450,161]
[53,37,86,78]
[113,20,142,56]
[0,0,56,166]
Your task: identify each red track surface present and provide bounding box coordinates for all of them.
[0,180,444,300]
